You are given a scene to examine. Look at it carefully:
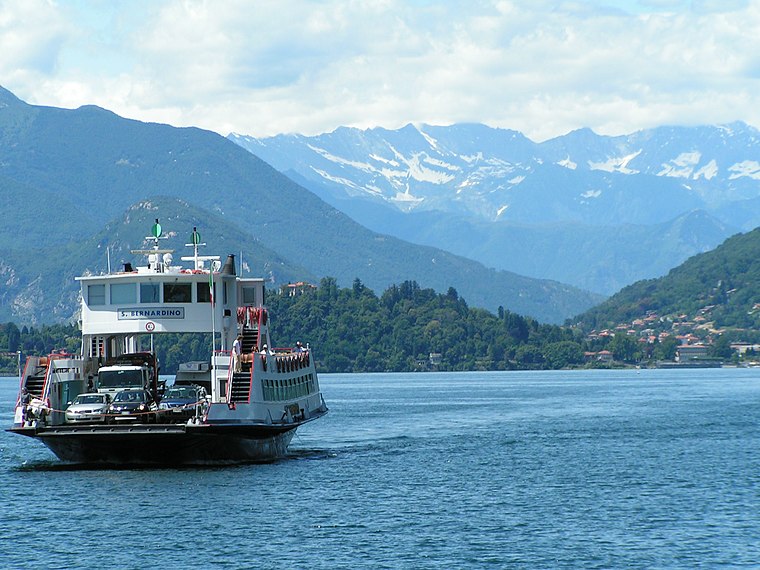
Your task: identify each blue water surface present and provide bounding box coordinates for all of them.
[1,368,759,569]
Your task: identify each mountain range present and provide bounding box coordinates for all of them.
[0,86,600,324]
[229,122,760,294]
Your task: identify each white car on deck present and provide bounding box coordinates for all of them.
[65,393,111,424]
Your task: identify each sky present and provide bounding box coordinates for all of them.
[1,0,758,141]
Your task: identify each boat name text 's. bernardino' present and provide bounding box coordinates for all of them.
[118,307,185,320]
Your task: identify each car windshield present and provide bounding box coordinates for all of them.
[75,395,105,405]
[114,391,146,403]
[165,387,195,399]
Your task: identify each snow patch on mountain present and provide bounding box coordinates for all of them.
[404,154,456,184]
[588,150,641,174]
[462,152,484,164]
[365,184,385,197]
[558,157,577,169]
[417,126,442,151]
[465,158,520,182]
[307,144,374,172]
[377,166,408,181]
[694,159,718,180]
[311,168,363,191]
[392,190,424,209]
[423,156,460,172]
[370,154,399,166]
[728,160,760,180]
[658,151,702,178]
[381,145,454,183]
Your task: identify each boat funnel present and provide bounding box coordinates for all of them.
[221,254,236,276]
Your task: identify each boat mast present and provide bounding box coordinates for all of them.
[181,227,221,354]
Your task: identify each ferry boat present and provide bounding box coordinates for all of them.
[7,221,328,464]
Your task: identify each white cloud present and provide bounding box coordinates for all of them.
[0,0,71,82]
[1,0,760,141]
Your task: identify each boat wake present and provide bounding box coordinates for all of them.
[284,448,338,461]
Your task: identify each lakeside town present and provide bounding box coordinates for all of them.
[582,303,760,368]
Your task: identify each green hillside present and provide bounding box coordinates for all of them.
[572,228,760,330]
[0,86,602,323]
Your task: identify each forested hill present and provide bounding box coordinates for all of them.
[266,278,586,372]
[571,227,760,331]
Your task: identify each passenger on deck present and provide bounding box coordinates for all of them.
[20,388,31,423]
[293,341,304,353]
[232,335,243,372]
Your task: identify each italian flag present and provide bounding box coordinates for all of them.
[209,269,214,306]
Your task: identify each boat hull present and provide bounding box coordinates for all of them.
[6,422,301,465]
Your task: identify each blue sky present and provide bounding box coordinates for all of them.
[0,0,757,140]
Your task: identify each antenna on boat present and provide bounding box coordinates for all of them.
[180,226,220,271]
[144,219,168,250]
[130,218,175,273]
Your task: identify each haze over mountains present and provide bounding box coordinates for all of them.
[230,122,758,294]
[0,86,600,324]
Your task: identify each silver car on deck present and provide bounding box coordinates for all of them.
[65,393,111,424]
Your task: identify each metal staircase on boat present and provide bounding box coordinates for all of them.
[241,326,258,356]
[23,360,50,398]
[24,374,47,398]
[229,372,251,403]
[228,326,259,403]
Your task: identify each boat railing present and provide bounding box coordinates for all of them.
[272,351,311,374]
[237,306,268,330]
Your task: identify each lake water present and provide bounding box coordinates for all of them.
[1,368,759,569]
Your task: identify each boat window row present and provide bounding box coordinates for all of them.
[87,281,225,306]
[262,374,315,402]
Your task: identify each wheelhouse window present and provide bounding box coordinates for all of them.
[242,286,256,305]
[140,282,160,303]
[164,282,192,303]
[88,284,105,306]
[197,282,212,303]
[111,282,136,304]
